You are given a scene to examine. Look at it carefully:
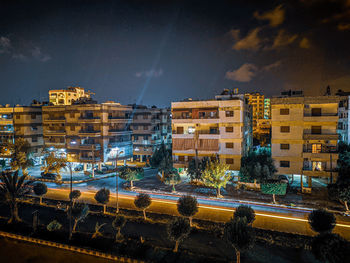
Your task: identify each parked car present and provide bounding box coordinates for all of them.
[278,175,289,184]
[41,172,58,180]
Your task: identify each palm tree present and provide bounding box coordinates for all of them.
[0,171,32,223]
[3,138,33,176]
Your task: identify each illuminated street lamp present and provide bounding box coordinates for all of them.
[115,149,124,214]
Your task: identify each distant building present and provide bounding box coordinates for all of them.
[129,105,171,162]
[171,91,252,172]
[271,95,340,189]
[42,101,132,170]
[49,87,94,105]
[264,98,271,119]
[0,103,44,164]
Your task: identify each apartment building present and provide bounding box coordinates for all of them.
[271,95,340,188]
[49,87,93,105]
[171,93,252,172]
[129,105,172,162]
[336,91,350,143]
[42,101,133,170]
[0,104,44,163]
[245,92,265,131]
[264,98,271,119]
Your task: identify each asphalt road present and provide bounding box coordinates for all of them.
[43,185,350,241]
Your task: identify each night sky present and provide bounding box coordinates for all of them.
[1,0,350,107]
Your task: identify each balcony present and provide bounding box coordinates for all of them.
[44,116,66,123]
[78,116,101,123]
[302,166,338,178]
[303,113,338,122]
[108,129,132,135]
[79,130,101,136]
[44,130,66,136]
[303,133,339,140]
[79,144,101,150]
[79,156,101,162]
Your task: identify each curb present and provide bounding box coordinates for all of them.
[0,230,144,262]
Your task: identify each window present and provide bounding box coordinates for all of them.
[311,108,321,116]
[280,126,290,133]
[280,108,289,115]
[143,135,148,140]
[16,115,20,119]
[178,156,185,162]
[225,126,233,133]
[31,125,38,131]
[143,125,148,130]
[280,144,290,150]
[133,135,138,141]
[32,137,37,143]
[225,142,234,148]
[226,158,234,164]
[70,113,75,118]
[176,127,184,134]
[225,111,234,117]
[70,126,75,131]
[280,161,290,167]
[31,114,36,119]
[311,126,322,134]
[312,144,322,153]
[143,114,148,119]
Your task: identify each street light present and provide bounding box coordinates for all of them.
[115,149,124,214]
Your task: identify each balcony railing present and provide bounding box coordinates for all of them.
[304,113,338,117]
[79,130,101,134]
[79,116,101,120]
[303,133,339,140]
[303,146,338,153]
[45,130,65,134]
[44,116,66,121]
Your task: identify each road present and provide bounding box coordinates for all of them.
[41,177,350,241]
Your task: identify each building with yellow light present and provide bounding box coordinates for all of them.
[171,91,252,171]
[49,87,94,105]
[271,95,341,189]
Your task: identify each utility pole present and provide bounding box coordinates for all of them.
[92,144,95,178]
[69,163,73,239]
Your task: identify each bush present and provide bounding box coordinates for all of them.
[308,209,336,234]
[234,205,255,224]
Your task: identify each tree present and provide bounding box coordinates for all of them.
[69,202,89,234]
[164,170,181,192]
[150,142,170,168]
[33,182,47,205]
[92,222,106,239]
[112,215,126,241]
[239,150,276,183]
[234,205,255,225]
[94,188,110,214]
[338,186,350,212]
[41,153,67,180]
[224,217,255,263]
[187,157,209,182]
[0,171,32,223]
[3,138,33,175]
[202,160,231,198]
[261,181,287,204]
[308,209,336,234]
[119,167,144,189]
[69,190,81,206]
[167,217,191,253]
[134,193,152,220]
[311,233,350,263]
[158,150,173,181]
[177,195,198,227]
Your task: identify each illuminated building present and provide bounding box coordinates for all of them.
[129,105,171,162]
[0,103,44,163]
[49,87,94,105]
[264,98,271,119]
[42,100,132,170]
[271,94,341,189]
[171,90,252,171]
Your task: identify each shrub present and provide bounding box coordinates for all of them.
[234,205,255,224]
[308,209,336,234]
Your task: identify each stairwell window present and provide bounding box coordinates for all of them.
[225,111,234,117]
[280,144,290,150]
[280,161,290,167]
[280,126,290,133]
[225,142,234,149]
[225,126,233,133]
[226,158,234,164]
[280,108,289,115]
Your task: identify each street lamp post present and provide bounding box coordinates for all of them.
[68,163,73,239]
[115,150,124,214]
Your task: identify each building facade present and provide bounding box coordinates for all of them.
[171,94,252,171]
[42,101,133,170]
[0,104,44,163]
[130,105,171,162]
[49,87,93,105]
[271,95,340,188]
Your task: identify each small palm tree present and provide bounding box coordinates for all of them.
[33,182,48,205]
[69,190,81,206]
[134,193,152,220]
[167,217,191,252]
[92,222,106,239]
[94,188,110,214]
[0,171,32,223]
[68,202,89,236]
[177,195,198,227]
[112,215,126,242]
